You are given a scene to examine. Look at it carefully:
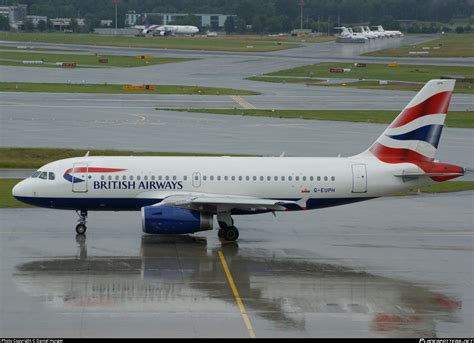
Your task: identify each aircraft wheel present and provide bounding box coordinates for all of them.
[222,227,239,242]
[218,228,224,238]
[76,224,87,235]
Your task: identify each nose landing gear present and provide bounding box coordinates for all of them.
[75,209,88,235]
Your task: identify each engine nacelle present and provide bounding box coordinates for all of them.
[141,206,213,234]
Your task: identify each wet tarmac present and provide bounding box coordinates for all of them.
[0,191,472,337]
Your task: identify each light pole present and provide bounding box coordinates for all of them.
[112,0,120,30]
[299,0,304,30]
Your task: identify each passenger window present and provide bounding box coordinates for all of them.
[310,176,314,181]
[123,175,127,181]
[184,176,188,181]
[203,176,207,181]
[331,176,335,181]
[238,176,242,181]
[303,176,307,181]
[288,176,292,181]
[158,176,162,181]
[130,175,134,181]
[173,176,176,181]
[246,176,250,181]
[39,172,47,180]
[101,175,105,181]
[210,176,214,181]
[231,176,235,181]
[137,176,141,181]
[144,176,148,181]
[115,175,119,181]
[165,176,169,181]
[267,176,271,181]
[151,176,155,181]
[48,172,55,180]
[224,176,228,181]
[282,176,285,181]
[324,176,328,181]
[317,176,321,181]
[295,176,300,181]
[217,176,221,181]
[108,175,112,181]
[253,176,257,181]
[274,176,278,181]
[260,176,264,181]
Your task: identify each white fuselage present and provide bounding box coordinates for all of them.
[13,155,427,212]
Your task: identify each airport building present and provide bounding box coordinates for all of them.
[0,4,27,29]
[25,15,48,27]
[125,11,236,29]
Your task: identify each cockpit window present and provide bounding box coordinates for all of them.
[48,172,55,180]
[38,172,48,180]
[31,171,41,178]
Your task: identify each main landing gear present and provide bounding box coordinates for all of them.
[217,212,239,242]
[75,209,88,235]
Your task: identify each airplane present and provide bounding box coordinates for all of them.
[133,14,199,36]
[371,25,403,37]
[12,80,465,242]
[354,26,377,39]
[334,26,367,43]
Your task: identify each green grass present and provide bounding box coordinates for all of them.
[395,181,474,196]
[0,148,252,169]
[325,80,474,94]
[167,108,474,128]
[0,32,301,52]
[365,33,474,57]
[0,50,191,68]
[0,179,34,208]
[263,62,474,83]
[0,82,259,95]
[2,178,473,208]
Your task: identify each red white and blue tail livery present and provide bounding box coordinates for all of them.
[12,80,465,241]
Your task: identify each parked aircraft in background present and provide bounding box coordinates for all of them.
[334,26,368,43]
[133,14,199,36]
[12,80,464,242]
[371,25,404,37]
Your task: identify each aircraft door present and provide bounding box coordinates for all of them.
[192,172,201,188]
[72,163,88,193]
[351,164,367,193]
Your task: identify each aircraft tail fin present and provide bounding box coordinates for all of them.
[365,79,455,163]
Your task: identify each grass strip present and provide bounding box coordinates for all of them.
[0,148,253,169]
[0,32,301,52]
[0,50,191,68]
[365,33,474,58]
[167,108,474,129]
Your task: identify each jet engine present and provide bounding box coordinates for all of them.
[141,206,213,234]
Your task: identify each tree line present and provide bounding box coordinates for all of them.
[2,0,473,33]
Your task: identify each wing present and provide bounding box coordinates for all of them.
[138,191,307,213]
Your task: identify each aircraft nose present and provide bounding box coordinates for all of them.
[12,179,29,198]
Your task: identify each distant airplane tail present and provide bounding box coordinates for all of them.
[359,79,463,181]
[140,13,150,27]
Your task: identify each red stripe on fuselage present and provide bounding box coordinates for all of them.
[390,91,452,128]
[65,167,127,174]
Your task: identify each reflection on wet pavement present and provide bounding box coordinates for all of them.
[13,235,461,338]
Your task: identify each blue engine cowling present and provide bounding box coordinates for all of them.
[141,206,213,234]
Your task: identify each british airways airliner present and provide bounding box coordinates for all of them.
[12,80,464,241]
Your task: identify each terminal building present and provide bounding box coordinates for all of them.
[125,11,235,29]
[0,4,27,29]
